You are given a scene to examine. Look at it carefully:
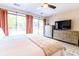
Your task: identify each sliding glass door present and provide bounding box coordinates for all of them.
[38,19,44,35]
[8,14,16,35]
[33,18,44,35]
[8,12,26,35]
[17,15,26,34]
[33,18,39,34]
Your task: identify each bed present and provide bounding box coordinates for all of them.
[0,28,65,56]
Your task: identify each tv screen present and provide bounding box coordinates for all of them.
[55,20,71,30]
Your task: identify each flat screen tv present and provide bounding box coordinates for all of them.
[55,20,71,30]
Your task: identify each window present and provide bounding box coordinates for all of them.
[8,11,26,35]
[33,18,44,35]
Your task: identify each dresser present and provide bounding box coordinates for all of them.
[53,30,79,46]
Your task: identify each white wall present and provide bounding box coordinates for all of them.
[48,8,79,31]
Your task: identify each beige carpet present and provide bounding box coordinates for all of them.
[59,41,79,56]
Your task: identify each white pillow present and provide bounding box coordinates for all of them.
[0,28,5,39]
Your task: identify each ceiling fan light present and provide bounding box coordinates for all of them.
[43,3,48,9]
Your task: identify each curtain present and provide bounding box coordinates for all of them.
[0,8,8,36]
[26,15,33,34]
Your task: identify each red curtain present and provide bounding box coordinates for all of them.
[26,15,33,34]
[0,8,8,36]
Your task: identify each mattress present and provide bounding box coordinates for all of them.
[0,34,64,56]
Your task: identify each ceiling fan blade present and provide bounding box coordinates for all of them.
[48,4,56,9]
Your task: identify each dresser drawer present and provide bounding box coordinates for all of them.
[53,30,79,45]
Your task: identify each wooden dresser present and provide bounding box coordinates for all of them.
[53,30,79,46]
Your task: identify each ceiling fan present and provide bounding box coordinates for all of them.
[41,3,56,9]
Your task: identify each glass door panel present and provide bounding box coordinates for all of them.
[17,16,26,34]
[8,14,17,35]
[8,13,26,35]
[33,19,39,34]
[38,20,43,35]
[33,18,44,35]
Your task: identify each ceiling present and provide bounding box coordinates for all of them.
[0,3,79,17]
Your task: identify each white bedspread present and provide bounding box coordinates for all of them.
[0,34,64,56]
[0,35,44,56]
